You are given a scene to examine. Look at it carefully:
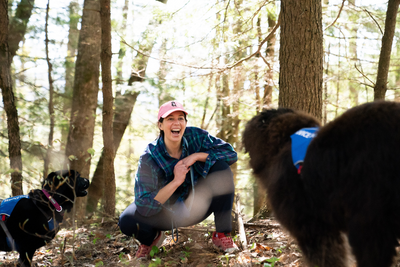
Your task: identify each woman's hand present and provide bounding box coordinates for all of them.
[173,160,190,185]
[181,152,209,167]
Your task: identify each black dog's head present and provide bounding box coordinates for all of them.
[42,170,90,212]
[242,108,320,174]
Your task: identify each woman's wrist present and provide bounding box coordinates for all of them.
[195,152,208,162]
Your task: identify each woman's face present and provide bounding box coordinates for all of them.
[159,111,187,143]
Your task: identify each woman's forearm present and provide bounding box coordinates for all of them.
[153,179,181,204]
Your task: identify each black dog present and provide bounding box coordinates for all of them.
[0,170,89,266]
[243,101,400,267]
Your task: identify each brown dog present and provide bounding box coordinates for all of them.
[243,101,400,267]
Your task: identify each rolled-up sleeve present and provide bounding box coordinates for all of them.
[134,156,163,217]
[194,130,238,177]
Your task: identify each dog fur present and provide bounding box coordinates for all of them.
[243,101,400,267]
[0,170,89,267]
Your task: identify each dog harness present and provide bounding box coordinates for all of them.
[290,127,319,174]
[0,191,62,251]
[0,195,30,251]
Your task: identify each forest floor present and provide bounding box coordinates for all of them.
[2,217,400,267]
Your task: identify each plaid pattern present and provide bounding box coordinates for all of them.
[134,126,238,217]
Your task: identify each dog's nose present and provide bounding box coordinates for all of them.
[82,178,90,189]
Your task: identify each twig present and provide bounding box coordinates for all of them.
[324,0,346,31]
[354,63,375,87]
[119,12,280,74]
[236,194,247,249]
[364,8,383,35]
[226,12,281,70]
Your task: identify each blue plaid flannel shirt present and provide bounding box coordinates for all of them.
[134,126,238,217]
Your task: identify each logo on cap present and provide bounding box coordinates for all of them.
[171,101,176,107]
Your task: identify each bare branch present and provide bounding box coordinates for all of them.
[324,0,346,31]
[354,63,375,87]
[226,12,281,70]
[364,8,383,35]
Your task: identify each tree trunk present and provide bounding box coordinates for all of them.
[86,17,157,214]
[8,0,34,62]
[0,0,23,196]
[65,0,101,220]
[263,9,277,109]
[128,19,158,85]
[44,0,54,178]
[115,0,128,88]
[279,0,323,120]
[374,0,400,101]
[100,0,115,217]
[86,92,139,213]
[348,13,359,106]
[61,0,79,144]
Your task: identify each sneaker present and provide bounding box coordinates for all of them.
[135,231,164,259]
[212,231,239,253]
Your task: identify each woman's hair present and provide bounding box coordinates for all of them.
[158,113,187,138]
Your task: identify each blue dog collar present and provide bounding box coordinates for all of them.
[290,127,319,171]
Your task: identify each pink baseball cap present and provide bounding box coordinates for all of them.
[157,100,188,120]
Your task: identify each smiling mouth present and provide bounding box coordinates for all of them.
[171,129,181,135]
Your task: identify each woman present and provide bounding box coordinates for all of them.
[119,100,239,259]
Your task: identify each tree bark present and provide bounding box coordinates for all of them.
[86,91,139,213]
[128,19,158,85]
[8,0,34,62]
[278,0,323,120]
[0,0,23,196]
[86,17,159,214]
[61,0,80,144]
[115,0,128,87]
[100,0,115,217]
[44,0,54,178]
[374,0,400,100]
[263,9,277,109]
[65,0,101,220]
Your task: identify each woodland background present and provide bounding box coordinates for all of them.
[1,0,400,224]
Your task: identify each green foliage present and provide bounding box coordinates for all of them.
[149,246,159,258]
[263,257,279,267]
[148,257,162,267]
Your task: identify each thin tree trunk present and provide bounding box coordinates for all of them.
[348,0,359,107]
[44,0,54,178]
[100,0,115,217]
[279,0,323,120]
[200,72,213,129]
[8,0,34,62]
[86,92,139,213]
[61,0,79,143]
[65,0,101,221]
[128,19,158,85]
[0,0,23,196]
[374,0,400,100]
[323,44,330,125]
[86,17,158,213]
[263,9,277,109]
[115,0,128,88]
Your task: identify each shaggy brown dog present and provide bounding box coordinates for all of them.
[242,101,400,267]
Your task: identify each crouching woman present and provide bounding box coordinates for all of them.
[119,100,238,259]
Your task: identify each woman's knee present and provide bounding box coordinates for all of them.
[118,204,138,236]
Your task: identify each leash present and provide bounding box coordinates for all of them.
[0,199,16,251]
[0,220,16,251]
[170,139,196,244]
